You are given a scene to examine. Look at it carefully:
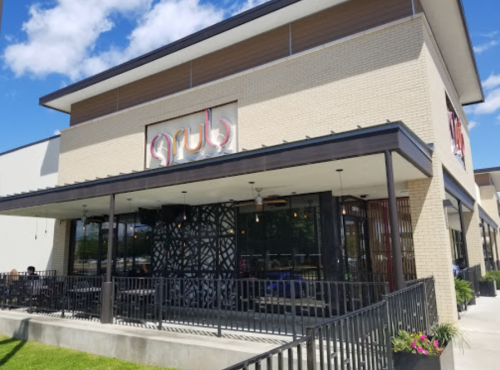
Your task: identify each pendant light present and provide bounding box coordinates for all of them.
[81,205,88,231]
[127,199,134,232]
[182,191,188,221]
[255,214,260,223]
[337,169,346,215]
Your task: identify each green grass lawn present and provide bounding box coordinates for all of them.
[0,335,178,370]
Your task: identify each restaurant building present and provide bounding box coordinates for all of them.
[0,0,496,324]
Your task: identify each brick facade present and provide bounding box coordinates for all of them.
[51,16,487,323]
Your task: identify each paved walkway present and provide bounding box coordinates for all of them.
[455,295,500,370]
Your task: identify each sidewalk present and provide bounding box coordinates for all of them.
[454,295,500,370]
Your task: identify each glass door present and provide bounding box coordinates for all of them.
[344,217,370,281]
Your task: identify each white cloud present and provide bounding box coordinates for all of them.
[80,0,225,76]
[54,130,61,135]
[3,0,265,82]
[473,88,500,115]
[468,120,478,130]
[482,31,498,39]
[232,0,270,14]
[483,73,500,90]
[3,0,152,81]
[474,40,498,55]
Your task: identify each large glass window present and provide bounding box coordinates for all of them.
[70,214,152,276]
[71,221,100,276]
[237,195,321,280]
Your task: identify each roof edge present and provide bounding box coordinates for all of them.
[39,0,302,110]
[0,135,60,158]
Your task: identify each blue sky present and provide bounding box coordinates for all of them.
[0,0,499,170]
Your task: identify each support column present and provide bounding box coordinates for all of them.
[319,192,343,281]
[385,151,405,291]
[494,230,500,270]
[101,194,115,324]
[408,159,458,323]
[458,201,470,268]
[462,205,486,275]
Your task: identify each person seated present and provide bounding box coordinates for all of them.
[27,266,39,280]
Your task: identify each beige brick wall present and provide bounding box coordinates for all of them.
[421,20,477,199]
[58,17,433,185]
[479,186,500,226]
[462,207,486,274]
[48,220,71,275]
[408,159,458,324]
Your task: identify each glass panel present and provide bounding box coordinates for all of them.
[72,221,100,276]
[237,194,321,280]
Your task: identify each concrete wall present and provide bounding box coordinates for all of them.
[0,137,61,273]
[0,311,278,370]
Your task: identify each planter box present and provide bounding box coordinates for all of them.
[480,281,497,297]
[394,342,454,370]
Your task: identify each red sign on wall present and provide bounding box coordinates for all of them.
[449,111,465,165]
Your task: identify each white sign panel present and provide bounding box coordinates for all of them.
[146,103,238,169]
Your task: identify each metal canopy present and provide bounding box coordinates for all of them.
[0,122,432,216]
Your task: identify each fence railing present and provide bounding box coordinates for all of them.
[223,278,439,370]
[461,264,481,305]
[405,277,439,329]
[113,277,389,338]
[0,270,57,278]
[0,275,103,319]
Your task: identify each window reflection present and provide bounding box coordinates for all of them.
[70,214,152,277]
[72,221,100,276]
[237,195,321,280]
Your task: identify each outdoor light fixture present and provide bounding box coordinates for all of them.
[81,205,88,230]
[127,199,134,232]
[182,191,188,221]
[255,214,260,223]
[294,212,297,217]
[337,169,346,215]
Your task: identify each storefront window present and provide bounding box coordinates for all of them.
[70,214,152,276]
[71,221,100,276]
[237,195,321,280]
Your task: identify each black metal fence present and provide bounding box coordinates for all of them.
[461,264,481,305]
[0,275,103,319]
[405,277,439,330]
[0,270,57,278]
[223,278,438,370]
[113,277,389,338]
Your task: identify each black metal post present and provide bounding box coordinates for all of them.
[487,225,496,271]
[458,201,470,268]
[384,151,405,291]
[101,194,115,324]
[494,229,500,271]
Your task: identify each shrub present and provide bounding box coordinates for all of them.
[486,271,500,288]
[455,277,473,305]
[431,323,468,351]
[481,274,496,283]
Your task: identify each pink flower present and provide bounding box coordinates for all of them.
[420,334,428,340]
[433,340,439,347]
[411,340,417,349]
[423,350,429,355]
[417,347,424,354]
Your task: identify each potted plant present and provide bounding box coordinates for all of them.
[455,277,473,311]
[486,271,500,290]
[479,274,497,297]
[392,323,461,370]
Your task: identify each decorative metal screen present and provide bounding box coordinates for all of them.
[367,198,416,287]
[152,203,236,279]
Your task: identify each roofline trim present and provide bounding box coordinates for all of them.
[39,0,303,107]
[0,135,60,158]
